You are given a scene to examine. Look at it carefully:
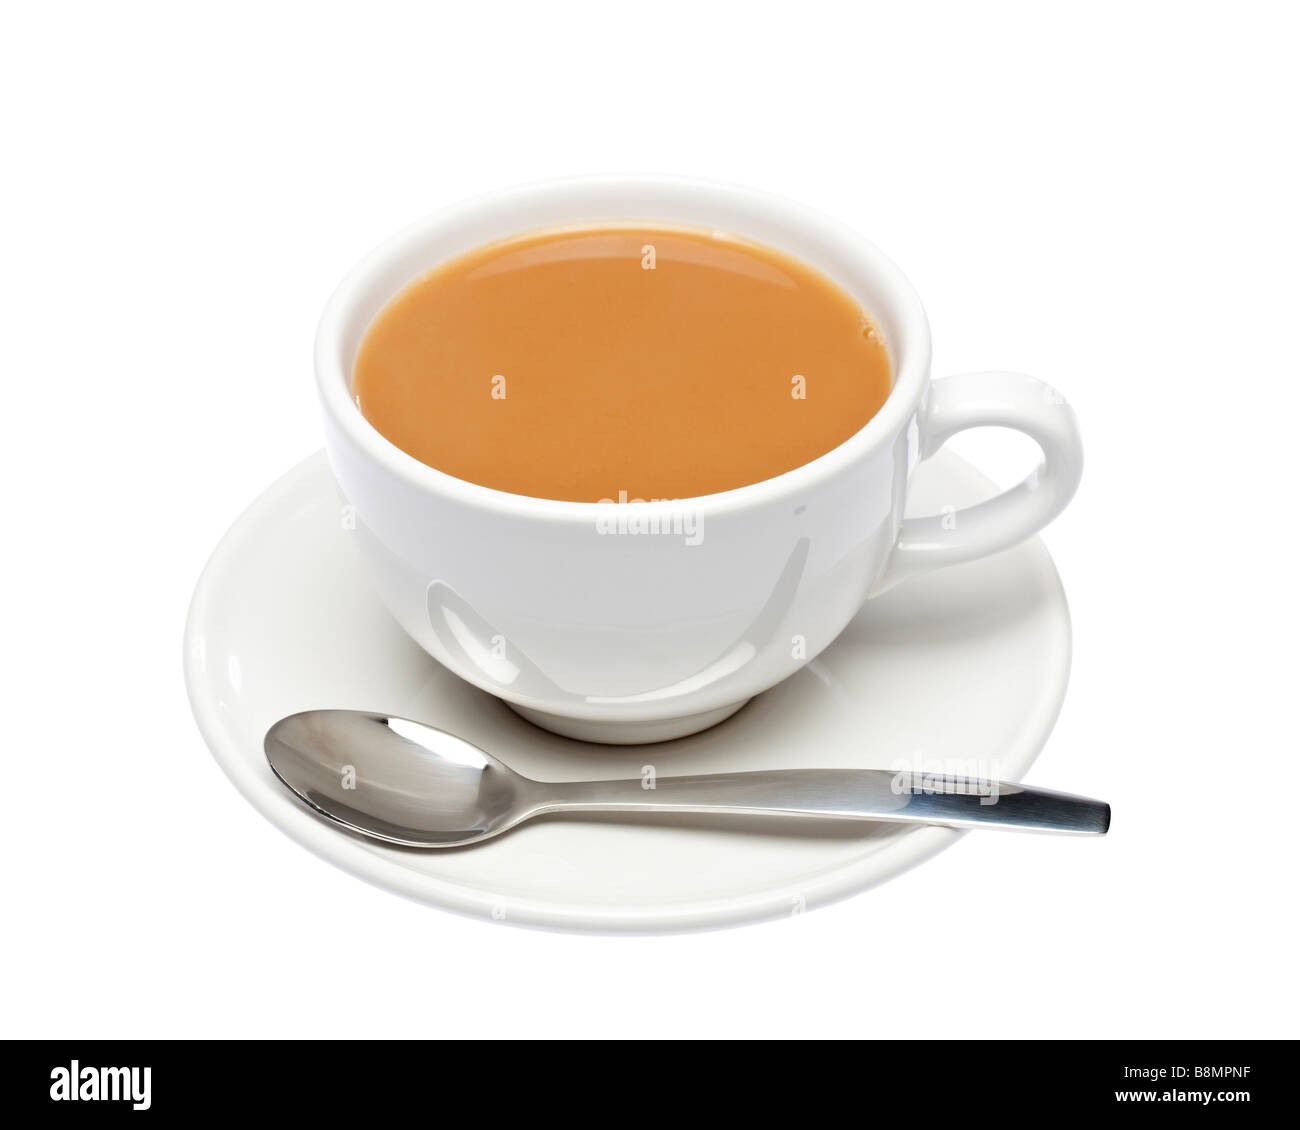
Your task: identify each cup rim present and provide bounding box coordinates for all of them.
[314,174,932,520]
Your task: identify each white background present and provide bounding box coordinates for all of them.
[3,1,1296,1038]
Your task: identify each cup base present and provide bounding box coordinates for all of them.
[506,699,751,745]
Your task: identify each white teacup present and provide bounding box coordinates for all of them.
[315,176,1082,744]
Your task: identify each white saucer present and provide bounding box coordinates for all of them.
[184,451,1071,933]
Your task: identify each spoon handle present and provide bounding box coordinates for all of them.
[546,769,1109,835]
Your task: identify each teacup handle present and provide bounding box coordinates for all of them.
[871,371,1083,594]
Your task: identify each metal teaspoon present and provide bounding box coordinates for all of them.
[263,710,1110,847]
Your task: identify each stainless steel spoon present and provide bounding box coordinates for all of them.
[264,710,1110,847]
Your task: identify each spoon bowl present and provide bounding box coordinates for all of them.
[265,711,542,846]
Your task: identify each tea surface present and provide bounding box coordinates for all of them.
[353,224,891,501]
